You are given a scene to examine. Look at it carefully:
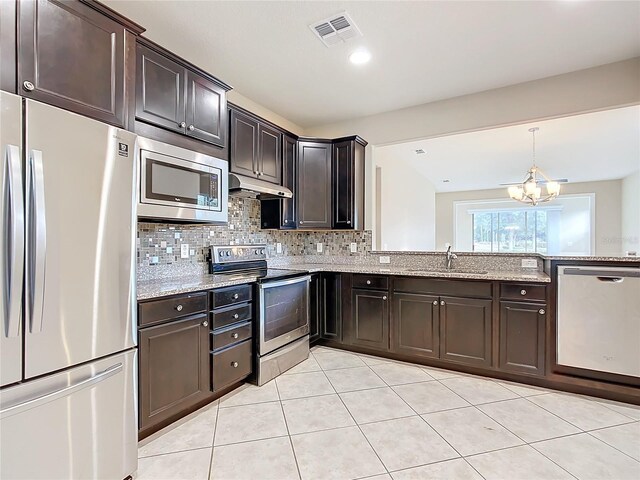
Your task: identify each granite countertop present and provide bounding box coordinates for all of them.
[137,264,550,300]
[137,273,261,301]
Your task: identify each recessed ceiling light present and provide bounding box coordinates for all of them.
[349,49,371,65]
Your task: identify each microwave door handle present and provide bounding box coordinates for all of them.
[27,150,46,333]
[4,145,24,338]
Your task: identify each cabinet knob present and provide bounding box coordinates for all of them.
[440,300,445,306]
[347,221,351,224]
[23,81,35,91]
[179,121,186,128]
[366,280,371,285]
[382,296,387,300]
[188,124,195,131]
[175,304,183,312]
[232,332,239,339]
[539,309,546,315]
[202,321,209,327]
[520,289,527,296]
[233,313,239,319]
[433,300,438,305]
[233,293,239,300]
[299,221,304,224]
[231,361,239,368]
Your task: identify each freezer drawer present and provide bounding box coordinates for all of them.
[0,349,137,479]
[557,265,640,378]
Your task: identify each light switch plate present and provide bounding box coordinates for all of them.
[276,243,283,254]
[317,243,323,253]
[379,256,391,264]
[521,258,537,268]
[181,244,190,259]
[350,242,358,253]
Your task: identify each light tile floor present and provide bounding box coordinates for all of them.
[136,346,640,480]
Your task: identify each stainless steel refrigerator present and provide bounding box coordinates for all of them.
[1,91,138,479]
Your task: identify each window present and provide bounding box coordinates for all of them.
[472,209,548,253]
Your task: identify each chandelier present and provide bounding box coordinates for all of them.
[507,127,561,206]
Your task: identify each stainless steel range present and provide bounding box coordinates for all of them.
[208,245,311,385]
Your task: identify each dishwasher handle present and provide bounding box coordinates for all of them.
[560,266,640,278]
[596,277,624,283]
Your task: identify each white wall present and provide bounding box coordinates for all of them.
[303,58,640,232]
[227,91,304,135]
[435,180,623,255]
[621,170,640,254]
[375,148,436,251]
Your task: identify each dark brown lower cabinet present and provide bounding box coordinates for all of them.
[351,289,389,351]
[139,314,210,432]
[499,301,546,375]
[439,296,492,367]
[393,293,439,358]
[309,274,321,343]
[321,273,342,341]
[212,340,252,392]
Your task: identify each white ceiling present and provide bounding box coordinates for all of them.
[104,0,640,128]
[376,106,640,192]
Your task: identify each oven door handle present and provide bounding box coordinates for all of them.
[259,275,311,290]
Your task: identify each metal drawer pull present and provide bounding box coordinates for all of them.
[440,300,445,306]
[231,361,239,368]
[233,293,239,300]
[233,313,239,319]
[382,296,387,300]
[232,333,239,339]
[202,321,209,327]
[432,300,438,305]
[539,309,545,315]
[179,121,186,128]
[176,304,183,312]
[188,125,195,131]
[520,289,527,295]
[366,280,371,285]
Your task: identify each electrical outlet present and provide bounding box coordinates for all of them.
[379,256,391,264]
[521,258,537,268]
[180,244,190,259]
[317,243,323,253]
[350,242,357,253]
[276,243,283,254]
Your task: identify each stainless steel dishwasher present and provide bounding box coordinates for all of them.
[557,265,640,378]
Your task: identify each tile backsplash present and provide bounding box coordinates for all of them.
[137,196,372,278]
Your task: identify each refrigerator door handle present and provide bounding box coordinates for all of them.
[4,145,24,338]
[0,362,123,420]
[27,150,46,333]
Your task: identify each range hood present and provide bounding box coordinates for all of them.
[228,173,293,199]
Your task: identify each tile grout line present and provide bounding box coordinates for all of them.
[273,377,304,480]
[584,428,640,464]
[207,400,221,479]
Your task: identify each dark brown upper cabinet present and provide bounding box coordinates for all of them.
[17,0,144,127]
[135,39,229,148]
[261,133,297,229]
[0,0,17,93]
[229,105,282,184]
[297,139,332,229]
[333,136,367,230]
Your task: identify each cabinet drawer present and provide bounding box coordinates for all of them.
[212,322,252,351]
[501,283,546,302]
[139,292,207,327]
[210,284,253,309]
[211,304,252,329]
[212,340,252,391]
[352,275,389,290]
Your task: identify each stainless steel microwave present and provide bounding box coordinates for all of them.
[137,136,228,224]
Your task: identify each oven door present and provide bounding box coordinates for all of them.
[259,276,310,355]
[140,149,222,211]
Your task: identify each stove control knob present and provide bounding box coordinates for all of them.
[260,249,265,255]
[226,251,232,257]
[255,249,260,255]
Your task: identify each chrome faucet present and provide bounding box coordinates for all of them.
[446,245,458,270]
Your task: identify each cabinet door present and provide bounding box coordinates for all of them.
[185,71,226,147]
[229,109,258,178]
[257,124,281,184]
[332,140,353,229]
[352,289,389,351]
[321,273,342,341]
[136,44,186,133]
[18,0,127,126]
[138,315,210,431]
[440,296,492,367]
[393,293,439,358]
[309,274,321,343]
[297,141,332,229]
[281,135,297,228]
[499,302,546,376]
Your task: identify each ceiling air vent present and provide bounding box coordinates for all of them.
[310,12,362,47]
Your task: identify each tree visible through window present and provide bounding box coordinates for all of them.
[472,209,548,253]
